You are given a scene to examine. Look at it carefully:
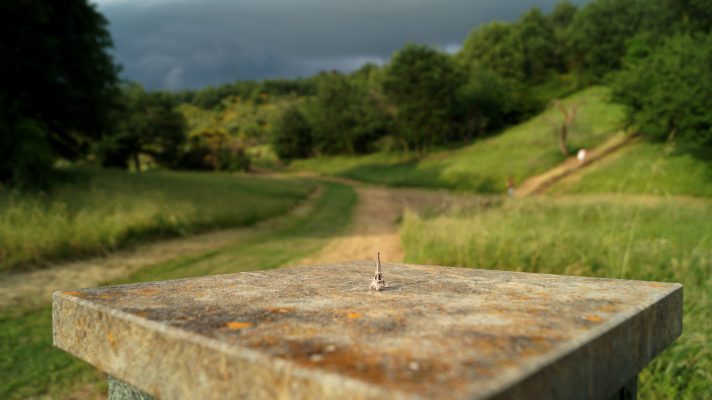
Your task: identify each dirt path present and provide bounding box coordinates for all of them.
[297,186,405,265]
[296,184,493,266]
[0,187,322,312]
[0,180,489,311]
[516,132,638,196]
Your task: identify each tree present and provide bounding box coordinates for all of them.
[552,100,578,155]
[460,22,525,82]
[549,2,579,71]
[382,45,465,152]
[460,8,561,83]
[516,8,558,82]
[0,0,119,183]
[567,0,652,78]
[611,33,712,159]
[306,72,361,154]
[455,67,527,140]
[272,106,313,161]
[306,70,392,155]
[99,84,187,170]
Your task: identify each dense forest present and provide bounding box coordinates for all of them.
[1,0,710,186]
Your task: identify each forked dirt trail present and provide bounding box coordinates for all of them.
[0,182,486,311]
[296,184,492,266]
[297,186,405,265]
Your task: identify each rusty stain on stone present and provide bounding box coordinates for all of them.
[106,331,118,352]
[346,312,362,319]
[52,261,683,400]
[225,321,253,330]
[581,315,603,323]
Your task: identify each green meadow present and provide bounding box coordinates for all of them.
[0,169,314,272]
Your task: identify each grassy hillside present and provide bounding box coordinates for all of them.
[0,168,315,271]
[402,196,711,398]
[0,182,357,399]
[550,141,712,197]
[294,86,625,192]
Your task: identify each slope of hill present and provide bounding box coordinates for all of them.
[549,141,712,197]
[293,86,626,192]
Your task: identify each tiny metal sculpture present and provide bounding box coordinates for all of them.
[369,252,386,291]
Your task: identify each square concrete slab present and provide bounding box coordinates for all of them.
[53,262,682,400]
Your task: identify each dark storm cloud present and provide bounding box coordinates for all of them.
[96,0,585,90]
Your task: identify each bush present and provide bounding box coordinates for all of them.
[177,130,251,171]
[272,106,313,161]
[0,106,53,187]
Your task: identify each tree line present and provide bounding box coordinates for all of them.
[1,0,710,186]
[272,0,712,161]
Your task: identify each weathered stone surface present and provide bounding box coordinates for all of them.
[53,262,682,400]
[109,376,154,400]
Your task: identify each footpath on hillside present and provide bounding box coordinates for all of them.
[516,132,638,196]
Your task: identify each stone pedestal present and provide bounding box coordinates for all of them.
[53,261,682,399]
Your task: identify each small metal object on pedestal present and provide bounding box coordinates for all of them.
[369,252,386,291]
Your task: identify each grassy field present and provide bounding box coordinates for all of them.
[0,168,315,272]
[0,182,357,399]
[294,86,625,192]
[550,140,712,197]
[402,196,712,399]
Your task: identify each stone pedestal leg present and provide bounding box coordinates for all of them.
[608,376,637,400]
[108,376,154,400]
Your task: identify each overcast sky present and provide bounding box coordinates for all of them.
[93,0,586,90]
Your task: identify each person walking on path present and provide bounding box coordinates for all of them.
[507,176,516,197]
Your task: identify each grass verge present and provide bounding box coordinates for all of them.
[293,86,625,192]
[402,196,712,399]
[0,181,356,399]
[0,168,315,272]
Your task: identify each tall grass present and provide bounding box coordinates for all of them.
[402,196,712,398]
[294,86,625,192]
[0,182,357,399]
[0,168,315,271]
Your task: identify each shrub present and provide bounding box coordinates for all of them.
[272,106,313,161]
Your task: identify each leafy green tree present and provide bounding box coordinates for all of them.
[306,72,361,154]
[611,33,712,159]
[460,22,525,82]
[382,45,465,152]
[550,2,579,71]
[306,70,392,155]
[567,0,653,78]
[516,8,558,82]
[272,106,313,161]
[455,68,530,140]
[0,0,119,184]
[99,84,187,169]
[649,0,712,34]
[460,8,561,83]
